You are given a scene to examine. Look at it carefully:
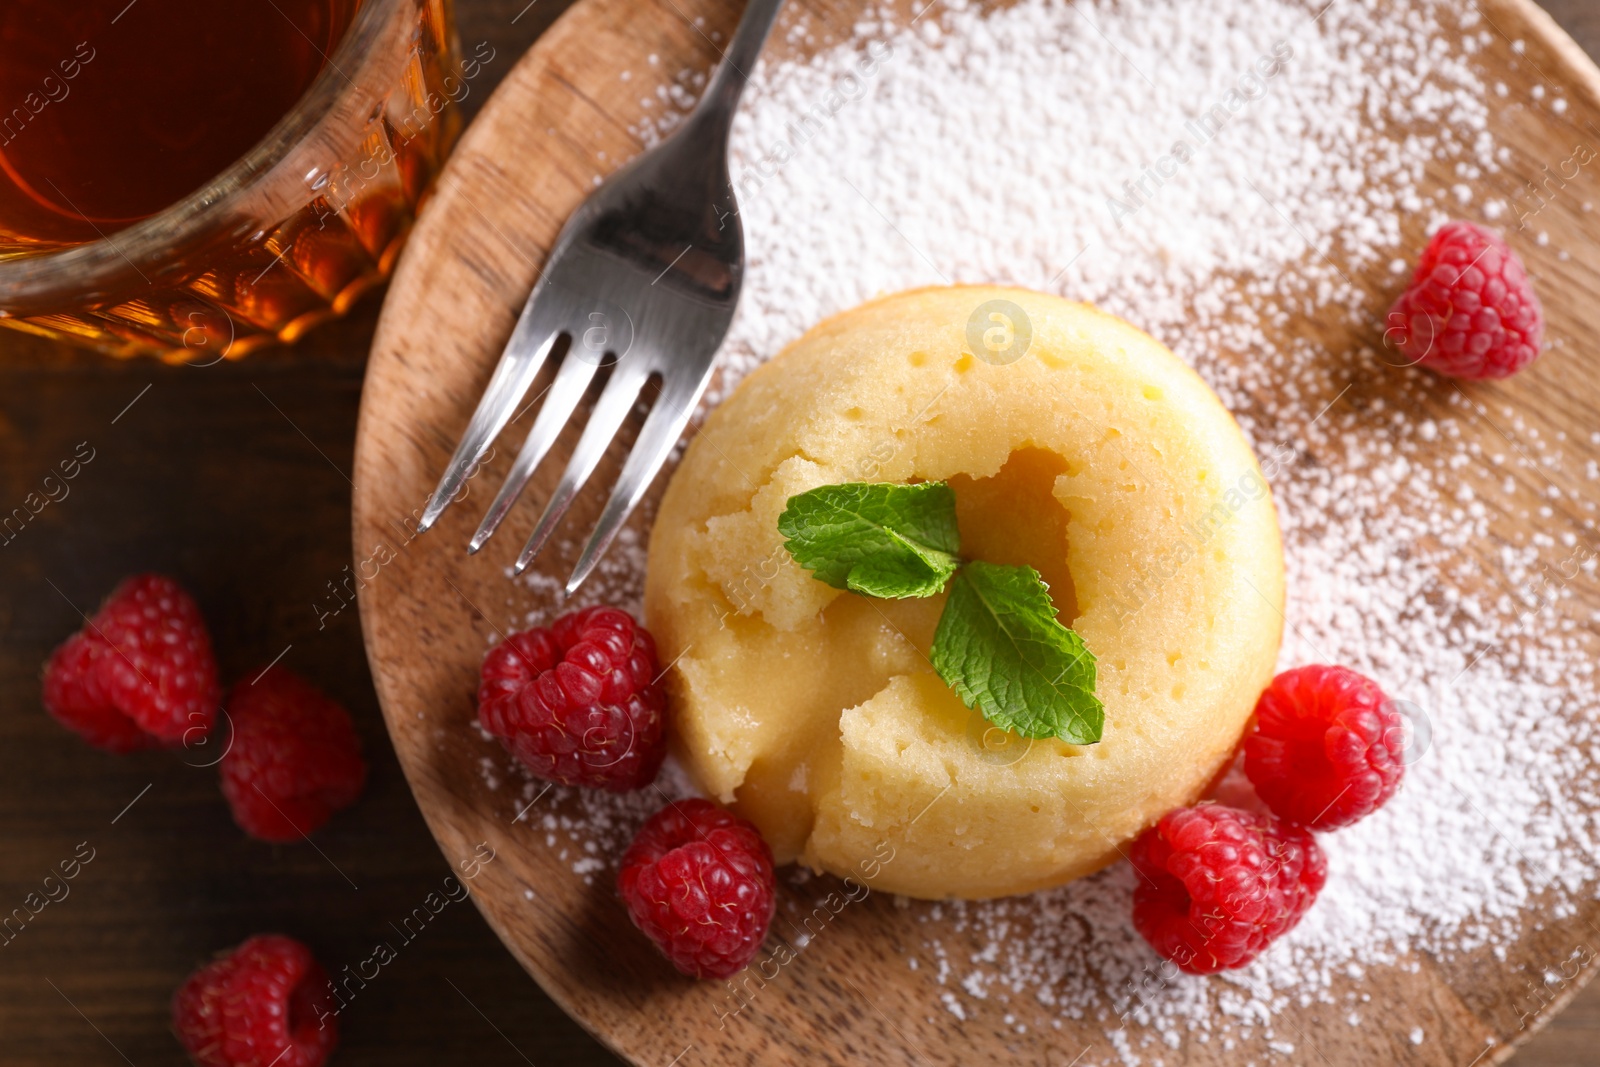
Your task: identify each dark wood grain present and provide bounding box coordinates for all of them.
[0,3,622,1066]
[0,1,1596,1066]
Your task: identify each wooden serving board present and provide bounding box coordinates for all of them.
[353,1,1600,1064]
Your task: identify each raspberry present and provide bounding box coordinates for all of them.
[477,606,666,791]
[1130,803,1326,975]
[618,798,776,979]
[42,574,221,753]
[172,934,337,1067]
[1244,664,1405,830]
[219,667,366,842]
[43,633,151,753]
[1385,220,1543,379]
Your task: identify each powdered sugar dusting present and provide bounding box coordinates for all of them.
[477,0,1598,1059]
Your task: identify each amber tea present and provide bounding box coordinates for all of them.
[0,0,360,249]
[0,0,459,360]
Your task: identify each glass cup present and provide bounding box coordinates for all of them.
[0,0,463,364]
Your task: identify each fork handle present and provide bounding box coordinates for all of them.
[695,0,786,126]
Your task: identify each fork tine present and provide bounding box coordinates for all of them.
[418,311,564,533]
[468,352,601,552]
[564,373,711,593]
[513,356,652,575]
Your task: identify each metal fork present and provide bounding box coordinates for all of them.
[416,0,785,592]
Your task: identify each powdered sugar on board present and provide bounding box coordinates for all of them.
[475,0,1599,1060]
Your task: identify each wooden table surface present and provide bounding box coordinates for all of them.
[0,2,1595,1066]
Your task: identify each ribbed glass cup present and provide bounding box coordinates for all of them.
[0,0,461,363]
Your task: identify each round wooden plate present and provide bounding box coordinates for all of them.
[354,0,1600,1063]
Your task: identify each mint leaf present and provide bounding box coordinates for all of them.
[930,561,1103,744]
[778,482,962,599]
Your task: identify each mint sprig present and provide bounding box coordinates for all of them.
[778,481,1102,745]
[778,482,961,599]
[931,562,1103,744]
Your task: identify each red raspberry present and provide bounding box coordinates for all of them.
[42,574,221,753]
[1245,664,1404,830]
[1130,803,1326,975]
[618,798,776,979]
[477,606,666,791]
[220,667,366,842]
[1385,220,1543,379]
[172,934,337,1067]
